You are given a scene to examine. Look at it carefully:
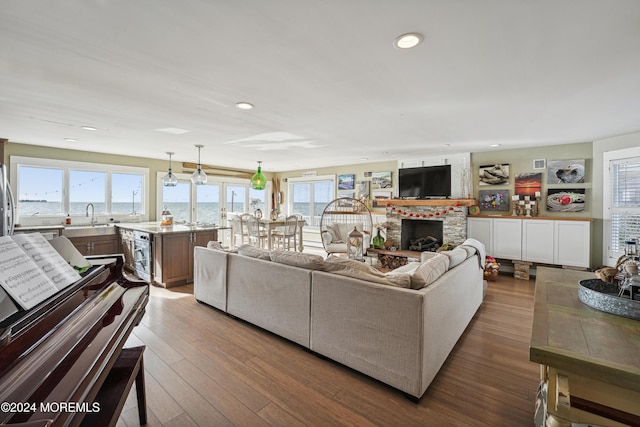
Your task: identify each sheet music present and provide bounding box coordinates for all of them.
[11,234,81,290]
[0,236,59,310]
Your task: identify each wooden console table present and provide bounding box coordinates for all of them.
[530,267,640,426]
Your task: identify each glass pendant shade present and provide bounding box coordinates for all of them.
[250,161,266,190]
[162,152,178,187]
[191,145,207,185]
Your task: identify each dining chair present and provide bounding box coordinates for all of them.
[238,213,253,246]
[271,215,298,251]
[247,216,268,248]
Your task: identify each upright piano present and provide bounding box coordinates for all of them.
[0,255,149,426]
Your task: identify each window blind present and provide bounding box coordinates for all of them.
[609,156,640,254]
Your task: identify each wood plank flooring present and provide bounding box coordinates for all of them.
[118,274,539,427]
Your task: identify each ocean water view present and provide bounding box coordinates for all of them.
[17,201,324,227]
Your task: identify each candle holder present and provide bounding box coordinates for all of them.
[534,196,540,216]
[525,203,532,217]
[518,201,525,216]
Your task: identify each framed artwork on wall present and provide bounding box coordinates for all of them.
[479,190,510,211]
[355,180,370,201]
[337,174,355,190]
[547,159,585,184]
[479,164,510,186]
[546,189,585,212]
[515,172,542,197]
[372,172,392,189]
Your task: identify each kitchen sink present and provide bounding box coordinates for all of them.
[62,224,117,237]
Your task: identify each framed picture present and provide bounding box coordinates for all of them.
[546,189,585,212]
[372,171,392,189]
[479,164,510,186]
[515,172,542,197]
[338,190,354,198]
[355,180,370,201]
[372,189,392,207]
[337,174,355,190]
[547,159,585,184]
[479,190,510,211]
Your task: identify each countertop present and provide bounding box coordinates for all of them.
[14,224,66,232]
[115,221,226,235]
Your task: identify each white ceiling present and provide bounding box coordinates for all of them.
[1,0,639,172]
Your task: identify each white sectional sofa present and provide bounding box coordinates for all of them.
[193,241,485,399]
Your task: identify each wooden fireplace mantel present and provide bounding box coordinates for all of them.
[384,198,477,207]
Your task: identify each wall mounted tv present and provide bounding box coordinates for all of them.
[398,165,451,199]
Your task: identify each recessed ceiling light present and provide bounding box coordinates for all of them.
[361,157,369,161]
[64,138,77,142]
[235,102,254,110]
[489,144,501,147]
[394,32,423,49]
[442,144,450,147]
[81,126,98,131]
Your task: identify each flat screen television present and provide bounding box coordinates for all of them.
[398,165,451,199]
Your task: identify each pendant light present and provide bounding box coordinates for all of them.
[250,161,266,190]
[191,144,207,185]
[162,152,178,187]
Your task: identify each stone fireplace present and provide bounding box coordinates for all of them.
[383,201,469,251]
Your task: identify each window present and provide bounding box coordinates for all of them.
[161,181,191,223]
[69,170,106,214]
[196,184,220,224]
[604,147,640,265]
[11,156,149,223]
[288,175,335,228]
[112,173,144,215]
[16,166,63,217]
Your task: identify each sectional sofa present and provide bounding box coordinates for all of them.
[193,240,485,399]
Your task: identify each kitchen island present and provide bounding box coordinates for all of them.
[116,222,224,288]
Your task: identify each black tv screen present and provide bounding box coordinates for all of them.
[398,165,451,199]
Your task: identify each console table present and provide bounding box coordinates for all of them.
[530,267,640,426]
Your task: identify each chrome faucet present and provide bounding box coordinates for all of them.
[86,203,96,226]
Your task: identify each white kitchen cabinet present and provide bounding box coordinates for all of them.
[522,220,555,264]
[492,218,522,260]
[466,217,494,254]
[467,217,591,268]
[554,220,590,267]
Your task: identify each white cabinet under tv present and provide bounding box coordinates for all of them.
[467,217,591,268]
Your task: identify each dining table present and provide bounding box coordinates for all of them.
[259,218,306,251]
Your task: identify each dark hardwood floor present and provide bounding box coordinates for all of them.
[118,273,539,427]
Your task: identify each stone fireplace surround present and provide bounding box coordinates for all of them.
[382,199,474,251]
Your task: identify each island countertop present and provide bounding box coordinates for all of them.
[115,221,225,235]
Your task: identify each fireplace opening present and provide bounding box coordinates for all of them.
[401,220,443,252]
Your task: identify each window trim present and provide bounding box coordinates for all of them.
[603,146,640,266]
[10,155,149,225]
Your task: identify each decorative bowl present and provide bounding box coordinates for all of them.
[578,279,640,320]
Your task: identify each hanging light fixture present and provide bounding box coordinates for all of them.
[162,152,178,187]
[191,144,207,185]
[250,161,266,190]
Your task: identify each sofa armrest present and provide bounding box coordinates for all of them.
[193,246,228,312]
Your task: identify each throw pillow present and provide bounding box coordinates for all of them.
[439,247,468,269]
[237,244,271,260]
[323,256,411,288]
[327,224,344,243]
[270,250,325,270]
[207,241,224,251]
[321,230,334,247]
[420,251,438,263]
[411,253,450,289]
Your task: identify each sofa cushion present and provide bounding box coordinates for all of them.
[237,244,271,260]
[438,247,468,269]
[391,261,421,274]
[323,256,410,288]
[411,253,450,289]
[270,250,325,270]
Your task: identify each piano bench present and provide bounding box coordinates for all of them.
[81,345,147,427]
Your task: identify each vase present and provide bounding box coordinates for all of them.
[373,229,385,249]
